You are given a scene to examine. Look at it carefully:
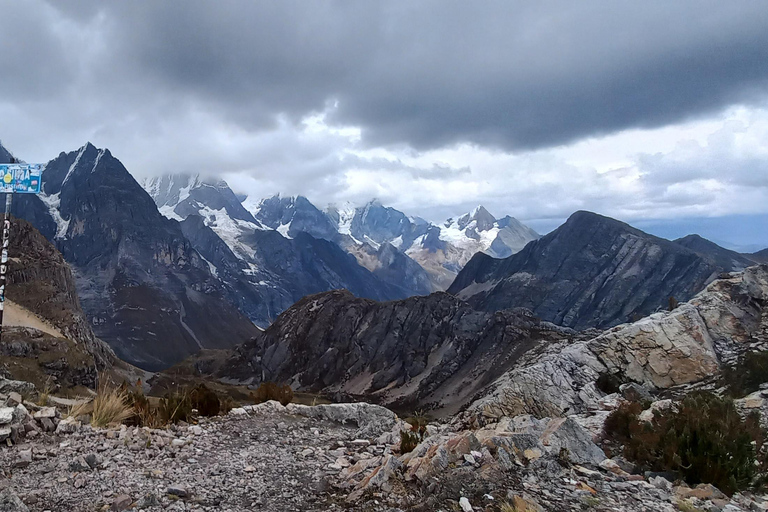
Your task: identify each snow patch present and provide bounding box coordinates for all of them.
[62,145,86,185]
[276,223,292,238]
[159,205,184,222]
[197,205,260,264]
[39,192,70,239]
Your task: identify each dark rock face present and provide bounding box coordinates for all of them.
[218,290,569,413]
[0,142,15,164]
[254,195,338,241]
[178,180,259,225]
[674,234,757,271]
[349,200,429,249]
[455,205,496,232]
[370,243,433,297]
[245,230,404,304]
[448,211,724,330]
[6,144,259,370]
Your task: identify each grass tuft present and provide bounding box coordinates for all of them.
[91,380,132,427]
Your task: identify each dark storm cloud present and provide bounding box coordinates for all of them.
[14,0,768,152]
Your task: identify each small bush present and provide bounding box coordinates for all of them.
[219,395,237,415]
[668,296,679,311]
[91,381,133,428]
[159,390,193,424]
[251,382,293,406]
[400,430,420,453]
[190,384,220,417]
[603,392,766,495]
[406,409,429,439]
[722,351,768,397]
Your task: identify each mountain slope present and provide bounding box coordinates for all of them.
[1,217,117,389]
[448,211,725,330]
[750,248,768,264]
[250,195,433,296]
[5,144,260,370]
[465,264,768,420]
[675,234,757,271]
[213,290,571,414]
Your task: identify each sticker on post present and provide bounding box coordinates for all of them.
[0,164,43,194]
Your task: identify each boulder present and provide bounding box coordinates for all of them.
[0,407,14,425]
[5,392,23,407]
[0,378,35,396]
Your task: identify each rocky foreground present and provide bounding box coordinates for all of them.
[2,396,768,512]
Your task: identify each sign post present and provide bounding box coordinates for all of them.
[0,163,43,342]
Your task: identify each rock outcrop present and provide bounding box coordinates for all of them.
[465,265,768,421]
[449,210,734,330]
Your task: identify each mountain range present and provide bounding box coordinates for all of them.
[2,138,765,375]
[142,173,541,309]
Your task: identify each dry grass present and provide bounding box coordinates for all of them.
[90,379,132,427]
[36,377,53,406]
[67,399,94,420]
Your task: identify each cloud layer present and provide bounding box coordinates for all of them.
[0,1,767,244]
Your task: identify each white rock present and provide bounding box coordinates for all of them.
[229,407,248,416]
[33,407,56,419]
[0,407,14,425]
[459,496,473,511]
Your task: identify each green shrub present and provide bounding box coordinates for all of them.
[251,382,294,406]
[190,384,220,417]
[405,409,429,439]
[603,392,766,495]
[400,430,420,453]
[722,351,768,397]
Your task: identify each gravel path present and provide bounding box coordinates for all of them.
[0,411,382,511]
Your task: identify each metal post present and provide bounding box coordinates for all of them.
[0,193,12,342]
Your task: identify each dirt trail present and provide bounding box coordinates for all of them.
[3,299,63,338]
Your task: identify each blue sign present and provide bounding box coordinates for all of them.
[0,164,43,194]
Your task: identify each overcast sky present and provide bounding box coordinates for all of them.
[1,1,767,248]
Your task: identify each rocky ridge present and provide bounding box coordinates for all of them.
[449,210,737,330]
[210,290,574,414]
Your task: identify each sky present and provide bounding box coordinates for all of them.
[1,1,767,249]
